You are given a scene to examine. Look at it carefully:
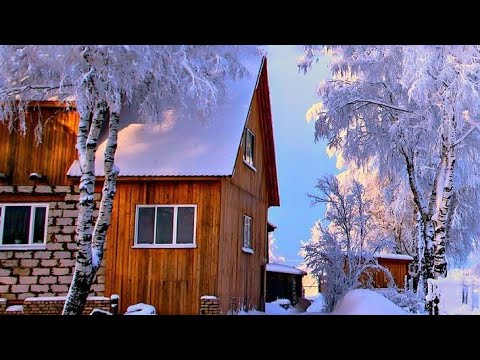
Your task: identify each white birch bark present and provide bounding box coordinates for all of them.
[431,145,455,278]
[63,101,107,315]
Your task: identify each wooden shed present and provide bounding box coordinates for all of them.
[373,254,414,289]
[266,263,307,305]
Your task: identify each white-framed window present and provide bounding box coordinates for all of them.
[0,203,49,247]
[134,205,197,248]
[243,128,255,170]
[242,215,253,254]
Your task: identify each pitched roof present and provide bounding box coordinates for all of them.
[375,253,414,261]
[67,54,265,178]
[266,263,307,276]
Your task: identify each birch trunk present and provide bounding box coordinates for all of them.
[432,145,455,278]
[63,101,119,315]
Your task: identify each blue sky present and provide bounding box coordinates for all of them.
[266,45,338,267]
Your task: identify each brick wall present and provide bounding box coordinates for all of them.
[200,295,220,315]
[0,296,112,315]
[0,185,105,300]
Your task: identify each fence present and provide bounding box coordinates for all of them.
[426,275,480,315]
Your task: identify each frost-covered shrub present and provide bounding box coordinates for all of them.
[379,288,425,314]
[124,303,157,315]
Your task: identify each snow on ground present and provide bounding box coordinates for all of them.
[265,302,290,315]
[331,289,407,315]
[306,293,325,313]
[271,298,291,306]
[238,309,267,315]
[237,290,407,315]
[264,301,306,315]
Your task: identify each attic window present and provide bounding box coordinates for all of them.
[243,128,255,170]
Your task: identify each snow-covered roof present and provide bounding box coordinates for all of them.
[375,253,414,261]
[266,263,307,276]
[67,54,264,177]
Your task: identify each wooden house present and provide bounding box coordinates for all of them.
[266,263,307,305]
[67,55,279,314]
[0,55,279,315]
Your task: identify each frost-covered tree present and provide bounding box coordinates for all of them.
[0,45,255,314]
[337,158,417,257]
[301,45,480,282]
[268,233,286,263]
[303,175,391,311]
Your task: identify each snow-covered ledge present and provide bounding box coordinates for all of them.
[0,244,47,251]
[242,247,254,254]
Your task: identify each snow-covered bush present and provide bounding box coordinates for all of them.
[379,288,425,314]
[306,294,326,313]
[124,303,157,315]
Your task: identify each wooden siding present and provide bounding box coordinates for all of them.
[216,80,270,314]
[256,59,279,206]
[217,180,268,313]
[104,180,221,315]
[230,86,269,203]
[0,105,79,185]
[374,258,411,288]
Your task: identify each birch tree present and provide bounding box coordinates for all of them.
[301,45,480,283]
[0,45,255,314]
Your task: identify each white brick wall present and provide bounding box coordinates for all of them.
[0,187,105,300]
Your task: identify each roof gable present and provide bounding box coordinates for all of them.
[67,54,264,177]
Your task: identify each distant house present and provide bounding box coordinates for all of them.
[266,263,307,305]
[0,55,280,315]
[372,254,414,289]
[313,252,414,293]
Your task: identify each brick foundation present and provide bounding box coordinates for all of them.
[0,185,105,300]
[200,295,220,315]
[0,296,112,315]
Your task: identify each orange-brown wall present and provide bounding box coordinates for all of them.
[375,258,410,288]
[217,85,270,313]
[104,180,221,315]
[0,104,79,185]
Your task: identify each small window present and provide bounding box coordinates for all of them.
[242,215,253,253]
[243,128,255,169]
[135,205,196,248]
[0,204,49,247]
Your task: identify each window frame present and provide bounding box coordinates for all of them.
[242,214,253,254]
[133,204,197,249]
[0,203,49,250]
[243,128,256,171]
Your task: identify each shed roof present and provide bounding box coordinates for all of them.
[266,263,307,276]
[375,253,414,261]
